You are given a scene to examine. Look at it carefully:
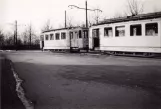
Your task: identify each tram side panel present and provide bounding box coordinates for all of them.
[101,19,161,53]
[71,31,78,48]
[89,28,93,50]
[90,18,161,54]
[70,29,88,51]
[82,30,89,50]
[43,30,70,50]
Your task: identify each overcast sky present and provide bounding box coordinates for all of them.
[1,0,161,34]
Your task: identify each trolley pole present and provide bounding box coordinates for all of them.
[68,1,102,52]
[68,1,102,27]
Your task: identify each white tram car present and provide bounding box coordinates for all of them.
[69,27,88,51]
[40,12,161,56]
[40,28,70,51]
[40,27,89,52]
[89,12,161,56]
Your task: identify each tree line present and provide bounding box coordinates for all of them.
[0,0,144,50]
[0,25,40,50]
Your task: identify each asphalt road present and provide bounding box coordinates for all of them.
[1,53,25,109]
[3,51,161,109]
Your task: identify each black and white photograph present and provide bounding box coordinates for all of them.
[0,0,161,109]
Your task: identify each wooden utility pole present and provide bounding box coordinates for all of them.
[96,10,99,24]
[9,20,26,50]
[85,1,88,28]
[65,10,67,28]
[29,24,32,49]
[15,20,17,50]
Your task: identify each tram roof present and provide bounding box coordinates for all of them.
[42,27,88,33]
[94,11,161,26]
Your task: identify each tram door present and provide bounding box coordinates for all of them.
[69,31,73,48]
[83,30,89,50]
[42,41,44,48]
[70,31,78,48]
[40,35,44,50]
[92,29,100,49]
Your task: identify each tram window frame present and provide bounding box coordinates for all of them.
[61,32,66,39]
[130,24,142,36]
[145,23,158,36]
[40,35,44,41]
[104,27,113,37]
[55,33,60,40]
[82,30,88,38]
[70,32,73,39]
[115,26,125,37]
[50,34,54,40]
[45,35,49,40]
[75,32,78,39]
[79,30,82,38]
[92,29,99,38]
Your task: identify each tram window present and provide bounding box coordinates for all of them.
[83,30,88,38]
[104,27,113,37]
[55,33,60,40]
[145,23,158,36]
[40,35,44,41]
[130,24,142,36]
[50,34,54,40]
[61,32,66,39]
[75,32,78,39]
[45,35,49,40]
[115,26,125,37]
[79,30,82,38]
[92,29,99,38]
[70,32,73,39]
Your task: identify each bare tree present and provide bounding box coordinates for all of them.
[93,9,102,24]
[80,23,86,28]
[31,34,39,45]
[41,19,53,32]
[126,0,144,16]
[21,29,29,45]
[4,32,14,46]
[0,29,5,48]
[67,16,74,28]
[58,24,64,28]
[113,12,124,18]
[17,37,23,45]
[22,24,39,46]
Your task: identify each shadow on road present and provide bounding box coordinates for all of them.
[1,59,25,109]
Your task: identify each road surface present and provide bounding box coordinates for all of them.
[2,51,161,109]
[1,53,25,109]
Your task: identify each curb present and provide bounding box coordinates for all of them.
[9,60,34,109]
